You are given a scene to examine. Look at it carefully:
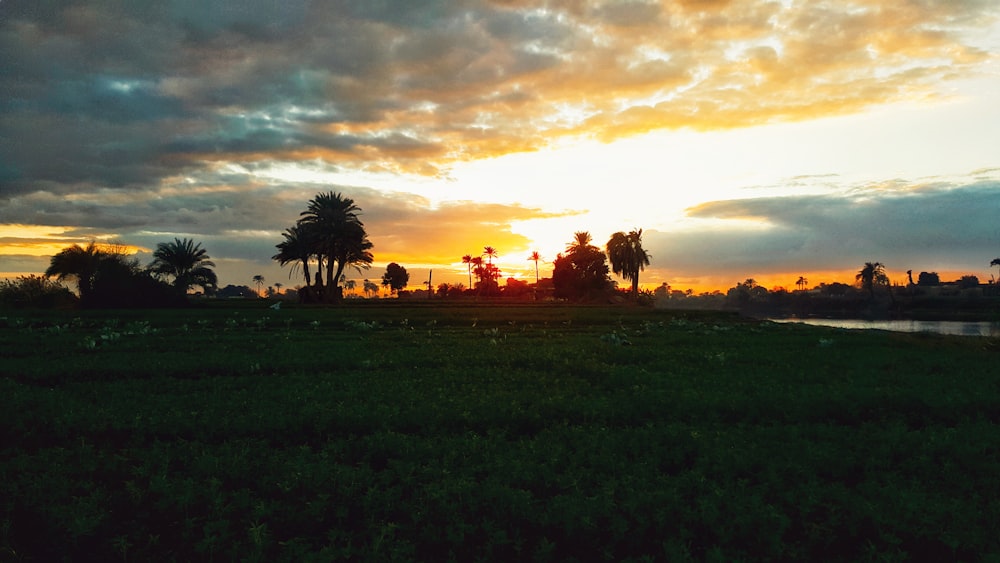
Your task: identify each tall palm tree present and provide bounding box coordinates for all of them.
[274,282,283,294]
[44,242,105,302]
[567,231,594,255]
[470,256,484,286]
[462,254,473,287]
[273,224,314,287]
[252,275,265,297]
[796,276,808,291]
[856,261,889,298]
[298,191,372,302]
[482,246,498,266]
[150,238,218,294]
[528,251,541,283]
[606,229,651,297]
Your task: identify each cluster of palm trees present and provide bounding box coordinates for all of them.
[460,246,503,294]
[459,229,651,300]
[272,192,374,303]
[45,238,218,306]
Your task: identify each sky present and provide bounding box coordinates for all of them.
[2,0,1000,294]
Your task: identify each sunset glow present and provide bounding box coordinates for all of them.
[2,1,999,293]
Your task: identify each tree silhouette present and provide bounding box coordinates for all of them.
[566,231,593,254]
[606,229,651,297]
[553,232,611,301]
[273,225,313,287]
[528,251,541,283]
[381,263,409,294]
[297,192,373,303]
[462,254,474,287]
[795,276,808,291]
[252,275,265,297]
[149,238,218,294]
[482,246,498,266]
[363,278,379,298]
[274,282,283,294]
[856,262,889,298]
[44,242,106,303]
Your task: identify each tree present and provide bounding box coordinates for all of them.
[44,242,106,303]
[528,251,541,283]
[274,282,283,294]
[606,229,651,297]
[363,279,379,298]
[795,276,808,291]
[297,191,374,303]
[552,232,611,301]
[462,254,474,287]
[252,275,266,296]
[343,279,356,295]
[381,263,409,294]
[273,224,314,287]
[149,238,218,294]
[958,275,980,289]
[482,246,498,266]
[917,271,940,286]
[991,258,1000,283]
[856,261,889,298]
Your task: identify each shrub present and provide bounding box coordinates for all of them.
[0,275,77,308]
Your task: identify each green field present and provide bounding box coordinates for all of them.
[2,303,999,561]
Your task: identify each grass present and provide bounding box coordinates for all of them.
[2,303,999,561]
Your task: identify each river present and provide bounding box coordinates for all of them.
[769,318,1000,337]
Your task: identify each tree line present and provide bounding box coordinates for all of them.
[2,239,218,308]
[270,192,653,303]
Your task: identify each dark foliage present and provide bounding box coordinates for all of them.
[0,275,77,309]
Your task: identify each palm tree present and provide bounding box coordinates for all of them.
[344,279,357,295]
[567,231,594,255]
[482,246,498,266]
[149,238,218,294]
[470,256,484,286]
[363,279,379,298]
[252,275,265,297]
[298,191,373,302]
[528,251,541,283]
[273,224,314,287]
[44,242,105,302]
[856,261,889,298]
[795,276,808,291]
[606,229,651,297]
[274,282,283,295]
[462,254,474,287]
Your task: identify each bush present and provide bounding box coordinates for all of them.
[0,275,77,308]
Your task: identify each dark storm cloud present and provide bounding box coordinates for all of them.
[652,179,1000,276]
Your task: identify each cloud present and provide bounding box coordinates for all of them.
[1,0,997,288]
[649,178,1000,279]
[2,0,995,197]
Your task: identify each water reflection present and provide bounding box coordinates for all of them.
[770,318,1000,337]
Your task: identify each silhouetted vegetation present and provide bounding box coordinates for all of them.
[381,262,409,294]
[552,232,613,302]
[0,275,77,308]
[149,238,218,295]
[40,241,195,309]
[657,262,1000,321]
[274,192,373,304]
[606,228,651,298]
